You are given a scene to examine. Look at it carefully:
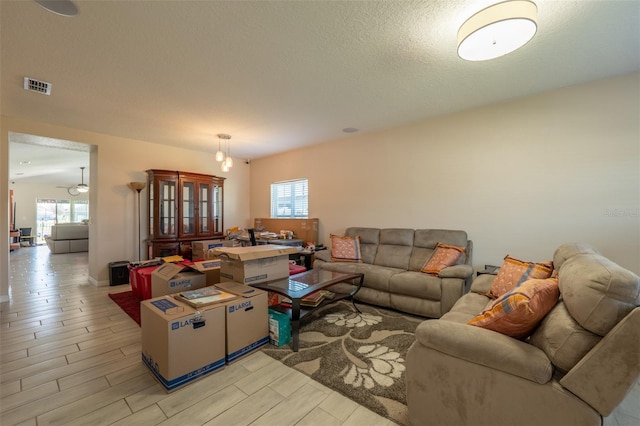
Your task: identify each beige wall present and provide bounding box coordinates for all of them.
[1,117,251,297]
[250,72,640,274]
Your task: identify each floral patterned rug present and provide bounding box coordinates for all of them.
[261,301,423,425]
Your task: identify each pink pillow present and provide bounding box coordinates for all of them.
[421,242,465,275]
[330,234,363,263]
[468,278,560,339]
[489,255,553,299]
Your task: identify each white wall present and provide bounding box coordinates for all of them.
[1,117,251,297]
[250,72,640,274]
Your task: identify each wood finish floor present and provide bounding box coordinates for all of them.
[1,246,396,426]
[2,246,638,426]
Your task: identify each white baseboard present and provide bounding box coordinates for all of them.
[89,276,110,287]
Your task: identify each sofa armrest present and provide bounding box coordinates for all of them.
[438,264,473,279]
[470,273,494,294]
[314,249,332,263]
[415,319,553,384]
[560,307,640,416]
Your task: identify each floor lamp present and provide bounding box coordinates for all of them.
[128,182,146,260]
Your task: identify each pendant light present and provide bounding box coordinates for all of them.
[76,166,89,193]
[215,134,225,162]
[217,134,233,171]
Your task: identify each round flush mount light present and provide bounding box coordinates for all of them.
[457,0,537,61]
[34,0,78,17]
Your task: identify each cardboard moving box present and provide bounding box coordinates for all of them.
[216,281,269,363]
[192,239,237,260]
[212,245,298,285]
[151,262,206,298]
[141,296,226,392]
[192,260,221,285]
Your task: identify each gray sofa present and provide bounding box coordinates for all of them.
[314,227,473,318]
[406,243,640,425]
[45,223,89,254]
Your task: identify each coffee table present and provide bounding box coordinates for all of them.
[251,269,364,351]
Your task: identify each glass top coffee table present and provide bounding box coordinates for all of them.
[250,269,364,352]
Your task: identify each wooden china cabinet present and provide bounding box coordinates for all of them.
[146,169,224,259]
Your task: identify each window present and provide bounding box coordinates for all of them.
[270,179,308,218]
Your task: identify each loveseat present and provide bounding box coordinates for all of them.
[313,227,473,318]
[45,223,89,254]
[406,243,640,425]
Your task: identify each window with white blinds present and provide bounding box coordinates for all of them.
[270,179,308,218]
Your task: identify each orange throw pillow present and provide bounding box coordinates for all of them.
[421,242,466,275]
[330,234,363,263]
[489,255,553,299]
[468,278,560,339]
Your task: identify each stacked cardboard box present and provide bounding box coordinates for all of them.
[141,282,270,392]
[141,296,226,392]
[192,239,237,260]
[212,244,298,285]
[150,263,206,299]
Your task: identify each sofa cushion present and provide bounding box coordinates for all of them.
[330,234,363,263]
[558,254,640,336]
[530,302,601,373]
[441,292,491,324]
[468,278,559,339]
[389,271,442,300]
[421,242,465,275]
[373,229,414,270]
[489,255,553,299]
[345,227,380,264]
[552,242,600,271]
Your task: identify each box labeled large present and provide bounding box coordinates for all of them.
[191,260,221,286]
[141,296,225,392]
[151,263,206,298]
[212,245,298,285]
[216,282,269,363]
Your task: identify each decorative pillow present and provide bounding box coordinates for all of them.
[468,277,560,339]
[489,255,553,299]
[330,234,363,263]
[421,242,466,275]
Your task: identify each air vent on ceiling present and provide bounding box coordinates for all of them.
[23,77,52,95]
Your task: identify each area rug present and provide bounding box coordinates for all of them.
[261,301,422,425]
[108,290,141,326]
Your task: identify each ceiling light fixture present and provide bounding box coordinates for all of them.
[76,166,89,193]
[216,134,233,172]
[215,134,226,162]
[34,0,78,17]
[457,0,537,61]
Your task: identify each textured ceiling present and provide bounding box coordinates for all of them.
[3,0,639,185]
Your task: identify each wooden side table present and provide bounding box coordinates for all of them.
[10,230,20,251]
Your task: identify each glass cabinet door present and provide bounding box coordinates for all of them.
[199,182,210,234]
[213,182,223,235]
[182,181,195,235]
[148,178,154,238]
[158,179,176,237]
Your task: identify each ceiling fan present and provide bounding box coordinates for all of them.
[57,167,89,196]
